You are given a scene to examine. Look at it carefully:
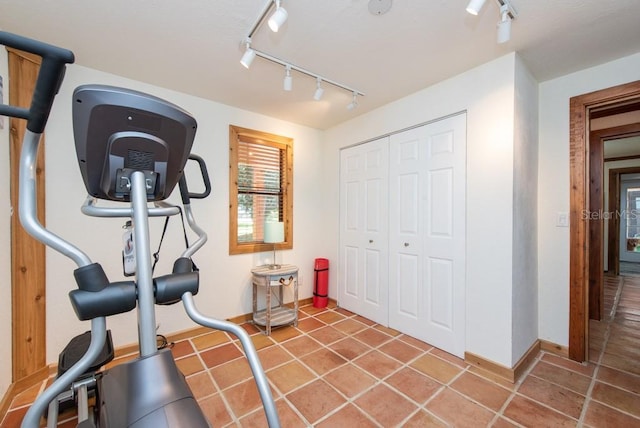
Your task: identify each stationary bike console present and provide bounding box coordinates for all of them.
[73,85,197,202]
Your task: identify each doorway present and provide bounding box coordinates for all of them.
[569,80,640,362]
[618,175,640,273]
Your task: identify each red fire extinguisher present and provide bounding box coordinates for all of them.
[313,258,329,308]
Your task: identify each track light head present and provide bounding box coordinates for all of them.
[268,1,288,32]
[313,78,324,101]
[240,48,256,68]
[347,92,358,110]
[496,3,512,43]
[283,65,292,91]
[240,39,256,68]
[497,18,511,43]
[466,0,487,15]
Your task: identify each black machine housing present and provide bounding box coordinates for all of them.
[73,85,198,202]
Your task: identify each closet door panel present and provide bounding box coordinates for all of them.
[365,248,382,304]
[389,114,466,358]
[427,257,454,329]
[338,138,389,325]
[396,253,419,318]
[429,168,454,238]
[343,245,359,298]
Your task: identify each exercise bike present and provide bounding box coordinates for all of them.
[0,31,280,428]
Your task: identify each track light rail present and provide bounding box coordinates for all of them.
[241,0,365,105]
[246,0,276,39]
[252,48,365,97]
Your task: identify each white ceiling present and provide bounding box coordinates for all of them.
[2,0,640,130]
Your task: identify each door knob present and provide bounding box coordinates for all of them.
[369,239,374,243]
[404,242,409,247]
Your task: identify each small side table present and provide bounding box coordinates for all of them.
[251,264,299,335]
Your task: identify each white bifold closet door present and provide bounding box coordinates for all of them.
[338,113,466,358]
[388,114,466,358]
[338,137,389,325]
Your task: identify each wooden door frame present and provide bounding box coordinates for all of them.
[569,80,640,361]
[8,48,47,381]
[588,124,640,321]
[608,165,640,276]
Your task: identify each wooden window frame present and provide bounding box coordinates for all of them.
[229,125,293,255]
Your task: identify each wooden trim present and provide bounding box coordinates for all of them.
[569,80,640,362]
[513,341,542,382]
[588,133,604,320]
[607,165,640,275]
[465,340,540,384]
[9,48,48,381]
[540,339,569,358]
[228,125,294,255]
[6,47,41,65]
[604,154,640,162]
[590,100,640,119]
[608,169,621,276]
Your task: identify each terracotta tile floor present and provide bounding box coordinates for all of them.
[3,274,640,427]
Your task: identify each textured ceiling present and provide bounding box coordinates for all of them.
[1,0,640,129]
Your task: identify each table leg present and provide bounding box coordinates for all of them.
[294,275,298,327]
[252,281,257,322]
[266,278,271,336]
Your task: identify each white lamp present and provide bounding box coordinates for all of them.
[466,0,487,15]
[313,77,324,101]
[240,40,256,69]
[283,65,293,91]
[264,221,285,269]
[496,3,512,43]
[268,0,288,32]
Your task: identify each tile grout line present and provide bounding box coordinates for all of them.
[491,349,545,427]
[283,307,444,426]
[577,274,624,426]
[189,335,242,426]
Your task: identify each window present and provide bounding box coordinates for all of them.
[229,125,293,254]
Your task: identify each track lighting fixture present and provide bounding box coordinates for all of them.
[313,78,324,101]
[240,0,365,106]
[466,0,517,43]
[240,39,256,69]
[465,0,487,15]
[496,3,511,43]
[268,0,288,32]
[283,65,292,91]
[347,92,358,111]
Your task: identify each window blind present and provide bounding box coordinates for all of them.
[237,139,284,243]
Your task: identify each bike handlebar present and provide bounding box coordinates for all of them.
[0,31,75,133]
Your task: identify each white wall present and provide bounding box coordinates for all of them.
[538,51,640,347]
[325,54,520,367]
[0,45,12,401]
[43,65,325,361]
[512,55,539,362]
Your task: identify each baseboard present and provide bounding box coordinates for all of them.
[540,339,569,357]
[465,340,541,383]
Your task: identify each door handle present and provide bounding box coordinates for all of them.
[369,239,374,243]
[404,242,409,247]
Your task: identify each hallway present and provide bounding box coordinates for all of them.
[2,275,640,426]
